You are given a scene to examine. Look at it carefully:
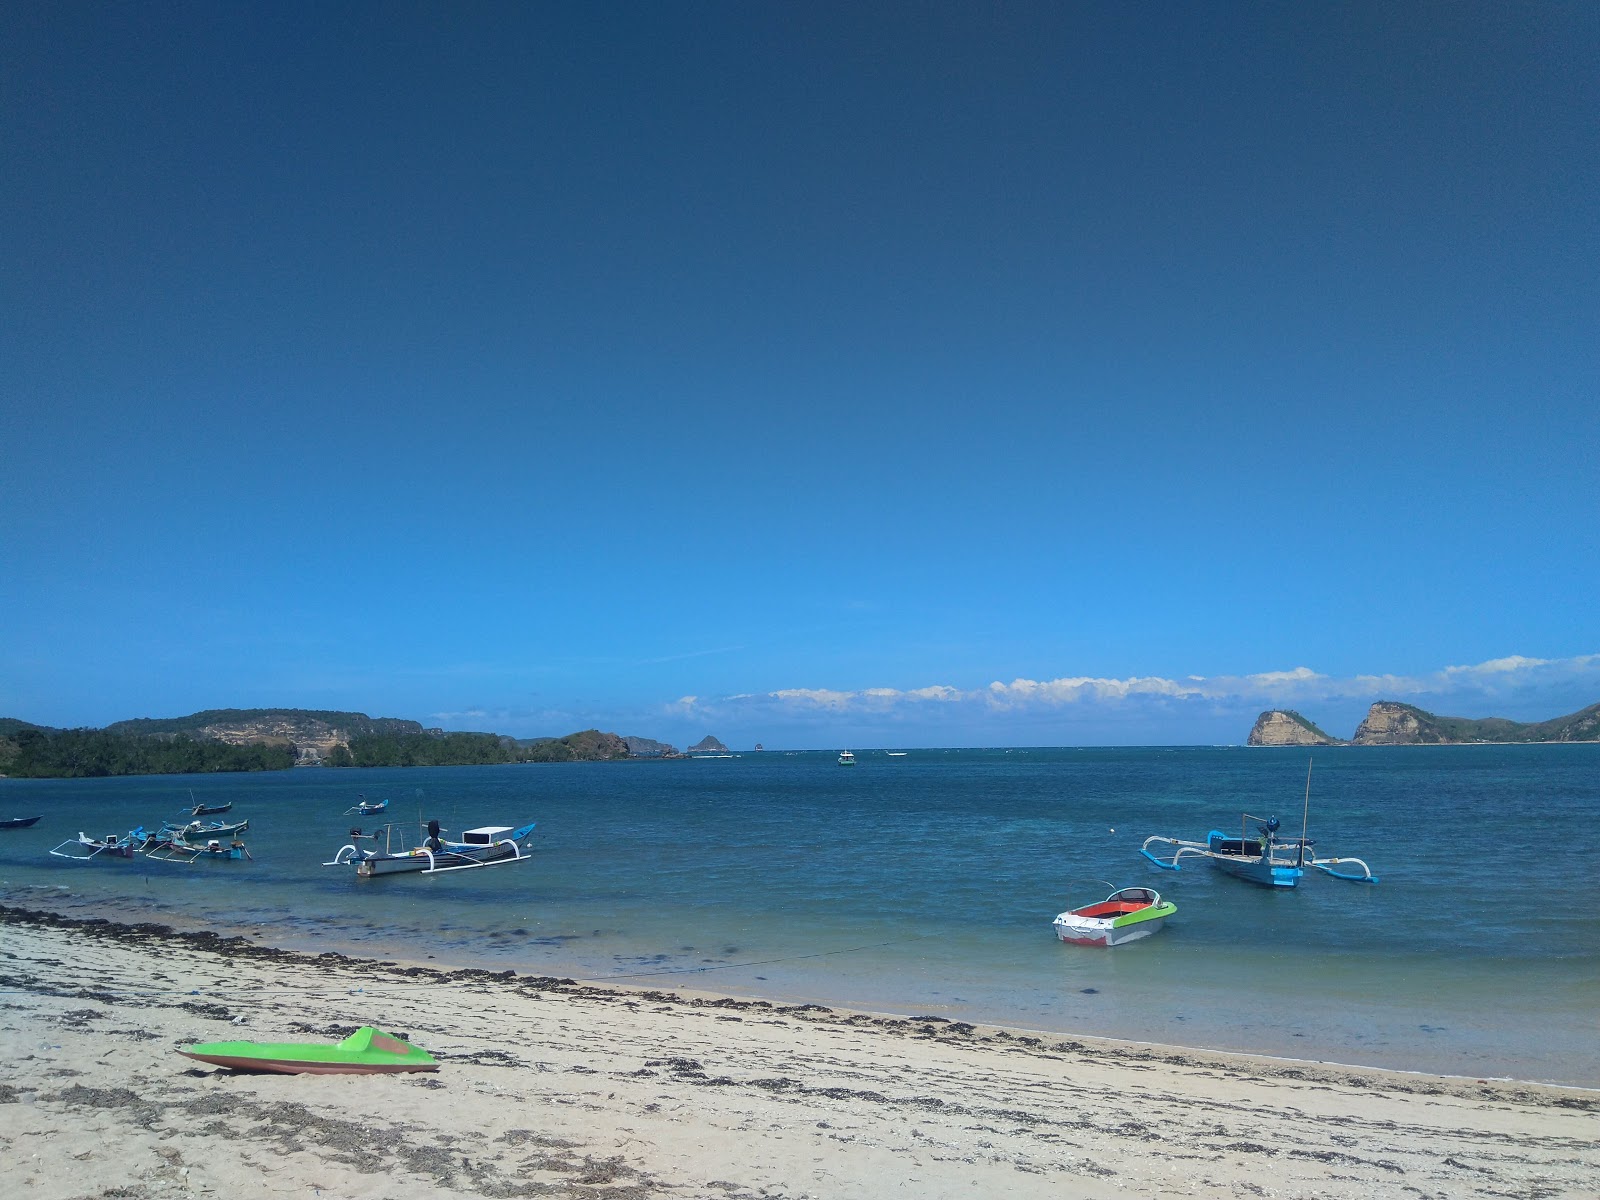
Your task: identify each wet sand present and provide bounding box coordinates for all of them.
[3,903,1597,1198]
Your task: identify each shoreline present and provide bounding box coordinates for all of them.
[4,902,1598,1198]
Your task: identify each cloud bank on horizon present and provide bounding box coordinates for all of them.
[659,652,1600,745]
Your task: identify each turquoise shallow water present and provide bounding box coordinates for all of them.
[3,745,1596,1085]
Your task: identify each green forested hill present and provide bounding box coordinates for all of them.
[1,708,658,777]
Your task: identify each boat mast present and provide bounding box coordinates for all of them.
[1298,757,1313,868]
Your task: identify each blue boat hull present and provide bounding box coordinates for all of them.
[1204,831,1302,887]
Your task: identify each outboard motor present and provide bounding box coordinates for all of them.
[425,819,442,852]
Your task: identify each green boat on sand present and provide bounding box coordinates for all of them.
[177,1026,438,1074]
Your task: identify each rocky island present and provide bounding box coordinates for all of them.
[1249,699,1600,746]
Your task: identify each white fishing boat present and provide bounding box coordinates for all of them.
[49,828,153,861]
[324,819,536,878]
[838,750,855,765]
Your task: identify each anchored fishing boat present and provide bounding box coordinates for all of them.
[324,819,536,877]
[189,801,234,817]
[344,796,389,816]
[177,1026,438,1074]
[838,750,855,765]
[0,815,42,829]
[147,838,253,863]
[156,818,250,844]
[49,828,153,861]
[1054,886,1176,947]
[1139,761,1377,887]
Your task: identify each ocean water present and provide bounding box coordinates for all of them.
[2,745,1596,1086]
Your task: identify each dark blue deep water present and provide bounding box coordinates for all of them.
[3,745,1596,1085]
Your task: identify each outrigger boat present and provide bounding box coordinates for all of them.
[189,800,234,817]
[1,815,42,829]
[49,827,153,861]
[156,818,250,843]
[147,837,253,863]
[324,819,536,877]
[177,1026,437,1074]
[1139,761,1378,887]
[1054,886,1176,947]
[344,796,388,816]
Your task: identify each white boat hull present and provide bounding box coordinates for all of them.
[1053,913,1168,947]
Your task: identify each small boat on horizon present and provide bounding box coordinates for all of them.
[344,796,389,816]
[1054,886,1176,947]
[838,750,855,765]
[178,1026,437,1074]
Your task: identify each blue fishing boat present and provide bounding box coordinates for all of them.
[1139,762,1378,887]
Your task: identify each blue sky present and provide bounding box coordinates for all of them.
[3,3,1596,749]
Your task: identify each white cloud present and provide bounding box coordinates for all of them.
[694,652,1600,722]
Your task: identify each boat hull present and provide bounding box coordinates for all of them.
[1,816,42,829]
[1204,831,1301,887]
[1053,888,1176,947]
[178,1027,437,1074]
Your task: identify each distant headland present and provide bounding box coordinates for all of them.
[0,709,717,778]
[1247,700,1600,746]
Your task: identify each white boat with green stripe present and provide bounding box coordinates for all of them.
[1053,886,1175,947]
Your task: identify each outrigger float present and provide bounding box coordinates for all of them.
[1139,761,1377,888]
[325,819,536,878]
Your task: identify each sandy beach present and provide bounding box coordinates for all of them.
[2,904,1596,1199]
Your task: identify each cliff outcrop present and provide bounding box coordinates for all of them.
[1247,711,1342,746]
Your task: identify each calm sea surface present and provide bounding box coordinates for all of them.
[3,745,1596,1086]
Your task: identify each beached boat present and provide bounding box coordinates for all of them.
[344,796,388,816]
[1054,886,1176,947]
[177,1025,438,1074]
[838,750,855,765]
[189,801,234,817]
[49,828,153,861]
[324,819,536,877]
[147,837,253,863]
[1,815,42,829]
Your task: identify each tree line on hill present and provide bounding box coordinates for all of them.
[0,719,639,778]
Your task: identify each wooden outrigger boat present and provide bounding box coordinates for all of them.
[49,828,153,861]
[189,801,234,817]
[344,796,389,816]
[147,837,253,863]
[156,818,250,844]
[177,1026,437,1074]
[1139,761,1377,887]
[325,818,536,877]
[1054,886,1176,947]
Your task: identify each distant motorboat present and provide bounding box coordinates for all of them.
[838,750,855,765]
[344,797,389,816]
[885,751,907,757]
